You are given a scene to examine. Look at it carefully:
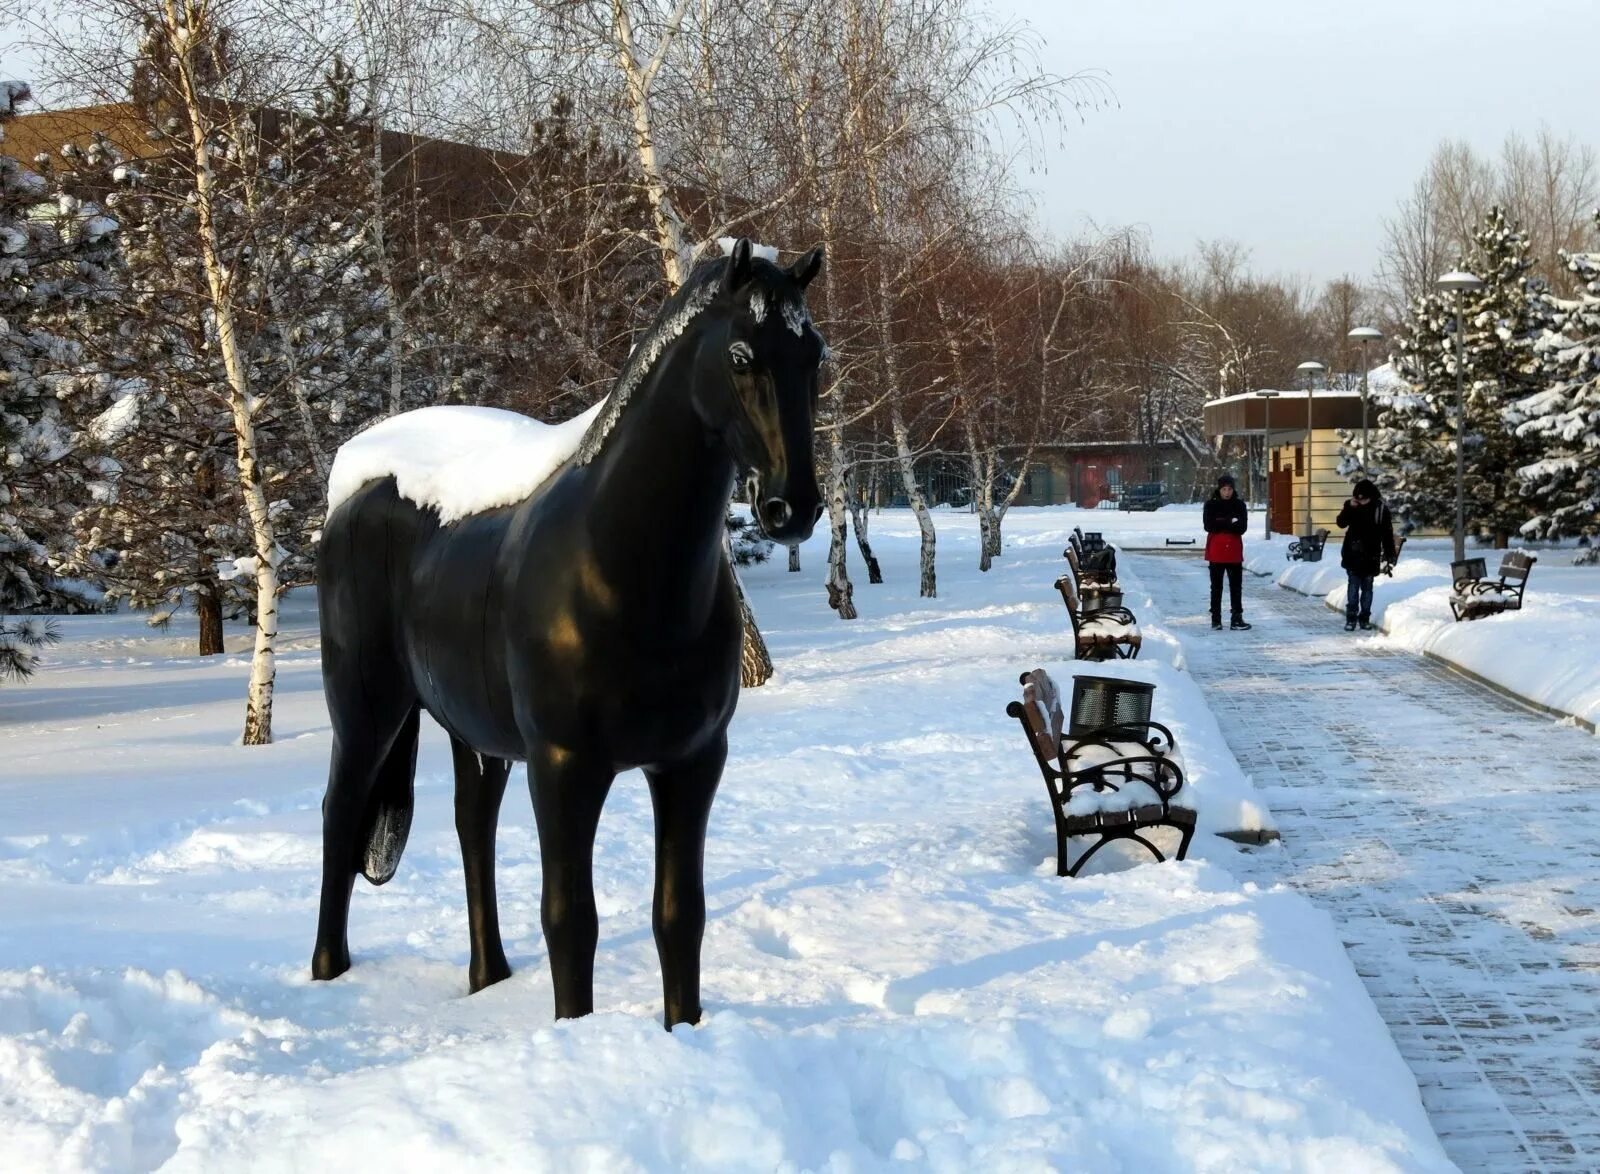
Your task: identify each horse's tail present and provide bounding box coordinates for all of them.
[358,705,420,885]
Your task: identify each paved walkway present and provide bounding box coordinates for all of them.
[1133,553,1600,1173]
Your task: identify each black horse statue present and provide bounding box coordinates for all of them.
[311,240,825,1027]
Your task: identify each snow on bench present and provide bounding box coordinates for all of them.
[326,402,606,524]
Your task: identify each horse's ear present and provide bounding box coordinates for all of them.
[789,246,823,289]
[724,238,753,292]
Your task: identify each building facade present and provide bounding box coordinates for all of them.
[1204,390,1364,535]
[1010,441,1203,508]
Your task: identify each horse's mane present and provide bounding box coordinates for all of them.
[575,260,720,465]
[575,254,799,466]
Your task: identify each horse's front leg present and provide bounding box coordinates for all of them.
[527,739,615,1019]
[644,733,726,1029]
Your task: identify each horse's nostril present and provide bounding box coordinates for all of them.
[764,498,793,527]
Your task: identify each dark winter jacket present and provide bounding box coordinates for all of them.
[1202,493,1248,564]
[1336,496,1399,577]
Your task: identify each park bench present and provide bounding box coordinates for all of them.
[1074,526,1107,554]
[1449,550,1536,621]
[1064,542,1117,589]
[1287,528,1329,562]
[1006,668,1196,877]
[1055,574,1140,660]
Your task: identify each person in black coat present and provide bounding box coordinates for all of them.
[1202,473,1251,630]
[1335,478,1398,631]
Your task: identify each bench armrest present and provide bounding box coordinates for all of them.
[1062,753,1186,804]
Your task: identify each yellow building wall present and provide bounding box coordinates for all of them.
[1274,430,1352,536]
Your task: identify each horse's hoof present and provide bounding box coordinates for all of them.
[469,957,512,993]
[663,1004,703,1030]
[311,945,351,981]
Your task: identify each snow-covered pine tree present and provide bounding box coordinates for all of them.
[1372,206,1550,544]
[0,615,58,683]
[247,61,395,577]
[1508,211,1600,558]
[0,81,120,627]
[726,510,774,566]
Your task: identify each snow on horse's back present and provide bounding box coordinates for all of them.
[326,401,607,525]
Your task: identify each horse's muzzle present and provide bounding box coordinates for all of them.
[755,492,820,544]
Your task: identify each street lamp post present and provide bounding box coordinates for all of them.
[1348,325,1383,472]
[1296,361,1326,537]
[1436,271,1485,562]
[1258,391,1281,539]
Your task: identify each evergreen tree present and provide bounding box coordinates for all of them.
[1508,211,1600,557]
[0,81,120,623]
[1371,206,1551,544]
[57,61,392,655]
[726,511,774,566]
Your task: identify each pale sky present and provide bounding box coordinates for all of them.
[999,0,1599,286]
[6,0,1595,289]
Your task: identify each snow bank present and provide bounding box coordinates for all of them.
[326,402,606,524]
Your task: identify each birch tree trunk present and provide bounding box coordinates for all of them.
[890,403,936,598]
[846,475,882,583]
[876,263,936,596]
[611,0,692,287]
[824,422,857,619]
[164,0,281,744]
[610,0,771,679]
[964,419,994,572]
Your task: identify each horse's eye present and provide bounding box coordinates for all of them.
[729,341,754,370]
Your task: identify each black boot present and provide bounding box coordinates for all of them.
[1359,618,1374,630]
[1230,617,1251,631]
[1211,616,1223,630]
[1344,617,1357,632]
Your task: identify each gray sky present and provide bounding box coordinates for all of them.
[1001,0,1599,286]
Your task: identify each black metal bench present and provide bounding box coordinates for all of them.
[1287,528,1329,562]
[1007,669,1196,877]
[1450,550,1536,621]
[1064,541,1117,589]
[1054,576,1140,660]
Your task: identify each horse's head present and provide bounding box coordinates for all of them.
[697,239,825,544]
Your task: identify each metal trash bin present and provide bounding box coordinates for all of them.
[1080,587,1124,613]
[1069,674,1155,736]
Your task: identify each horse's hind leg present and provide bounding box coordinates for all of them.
[644,734,725,1029]
[451,737,512,992]
[311,698,418,981]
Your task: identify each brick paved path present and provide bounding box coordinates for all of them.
[1134,553,1600,1173]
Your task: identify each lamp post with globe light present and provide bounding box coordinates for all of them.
[1436,271,1485,562]
[1296,361,1326,536]
[1348,326,1383,472]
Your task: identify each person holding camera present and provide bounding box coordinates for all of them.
[1203,473,1251,630]
[1335,478,1398,632]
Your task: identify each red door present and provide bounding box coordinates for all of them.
[1269,471,1293,536]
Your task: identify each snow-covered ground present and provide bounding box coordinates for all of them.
[1245,528,1600,730]
[0,507,1451,1171]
